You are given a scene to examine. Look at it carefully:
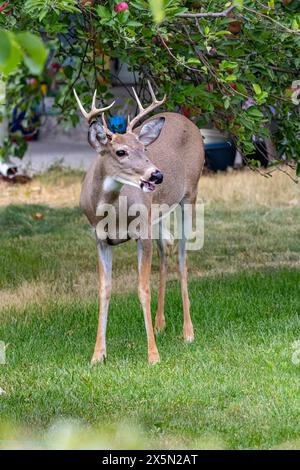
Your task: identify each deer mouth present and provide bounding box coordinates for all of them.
[140,180,156,193]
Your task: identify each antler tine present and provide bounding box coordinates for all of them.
[91,89,97,110]
[147,80,156,102]
[132,87,144,112]
[127,81,167,132]
[147,80,167,106]
[73,88,89,121]
[73,88,115,124]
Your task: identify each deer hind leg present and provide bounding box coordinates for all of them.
[155,221,167,334]
[91,240,112,365]
[137,238,160,364]
[178,202,194,343]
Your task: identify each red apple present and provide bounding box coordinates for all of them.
[114,2,129,13]
[226,13,242,34]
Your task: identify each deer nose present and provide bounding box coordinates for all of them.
[149,170,164,185]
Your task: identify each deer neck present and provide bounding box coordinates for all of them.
[94,157,123,206]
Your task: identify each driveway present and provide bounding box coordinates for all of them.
[11,140,96,175]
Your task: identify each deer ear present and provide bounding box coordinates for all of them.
[88,120,108,151]
[138,117,165,146]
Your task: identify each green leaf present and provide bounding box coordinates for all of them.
[236,83,248,95]
[215,30,231,36]
[246,107,264,119]
[174,7,188,17]
[118,10,130,25]
[223,96,231,110]
[126,20,143,27]
[234,0,244,10]
[249,159,261,168]
[0,30,11,66]
[16,32,47,75]
[253,83,262,95]
[187,58,201,65]
[63,65,73,79]
[96,5,112,21]
[291,19,299,31]
[38,9,48,21]
[225,74,237,81]
[220,60,239,70]
[296,163,300,177]
[0,79,5,105]
[148,0,165,24]
[0,35,22,75]
[130,0,148,11]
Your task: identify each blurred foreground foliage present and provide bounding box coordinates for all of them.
[0,418,299,449]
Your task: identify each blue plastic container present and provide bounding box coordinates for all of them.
[204,142,236,171]
[109,116,127,134]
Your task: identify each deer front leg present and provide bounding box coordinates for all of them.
[137,239,160,364]
[91,240,112,365]
[155,231,167,334]
[178,234,194,343]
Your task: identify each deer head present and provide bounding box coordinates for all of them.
[74,82,166,193]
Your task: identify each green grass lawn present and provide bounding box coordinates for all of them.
[0,194,300,449]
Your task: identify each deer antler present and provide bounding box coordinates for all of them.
[73,89,115,129]
[127,81,166,132]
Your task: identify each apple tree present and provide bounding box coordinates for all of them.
[0,0,299,175]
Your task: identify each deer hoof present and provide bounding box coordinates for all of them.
[184,335,194,343]
[148,351,160,365]
[183,327,194,343]
[155,316,166,334]
[90,351,106,365]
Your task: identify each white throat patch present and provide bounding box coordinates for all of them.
[103,176,123,193]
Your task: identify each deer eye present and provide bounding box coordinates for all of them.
[116,150,127,157]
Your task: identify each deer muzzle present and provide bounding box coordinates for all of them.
[140,170,164,193]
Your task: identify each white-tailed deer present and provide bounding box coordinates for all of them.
[74,82,204,364]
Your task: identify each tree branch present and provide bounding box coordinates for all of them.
[177,4,235,18]
[62,39,90,110]
[177,3,300,37]
[157,34,202,73]
[243,6,300,35]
